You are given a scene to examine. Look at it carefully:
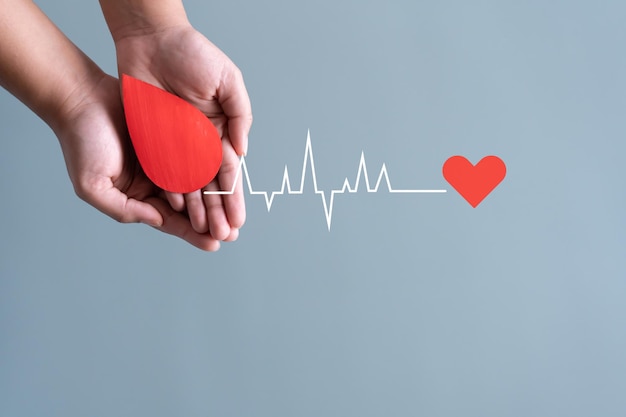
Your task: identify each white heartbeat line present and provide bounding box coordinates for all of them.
[204,130,447,230]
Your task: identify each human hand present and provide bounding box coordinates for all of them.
[54,74,224,251]
[0,0,222,250]
[113,24,252,242]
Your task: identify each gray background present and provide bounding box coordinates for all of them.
[1,0,625,416]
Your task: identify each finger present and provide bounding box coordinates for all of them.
[218,67,252,156]
[146,197,220,252]
[165,191,186,212]
[202,180,231,241]
[223,228,239,242]
[79,179,163,227]
[184,190,209,233]
[219,139,246,229]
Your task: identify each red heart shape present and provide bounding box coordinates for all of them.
[443,156,506,207]
[122,74,222,194]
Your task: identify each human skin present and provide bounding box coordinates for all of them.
[99,0,253,242]
[0,0,230,250]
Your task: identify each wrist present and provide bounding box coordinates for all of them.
[99,0,190,43]
[46,66,108,134]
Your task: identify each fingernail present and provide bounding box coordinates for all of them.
[143,218,162,228]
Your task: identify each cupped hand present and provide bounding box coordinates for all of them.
[54,74,224,251]
[114,25,253,241]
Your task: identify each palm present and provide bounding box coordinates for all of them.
[58,75,155,208]
[117,28,230,135]
[115,26,251,240]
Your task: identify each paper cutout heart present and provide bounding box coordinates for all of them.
[443,156,506,207]
[121,74,222,194]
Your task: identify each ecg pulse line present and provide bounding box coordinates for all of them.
[204,130,447,230]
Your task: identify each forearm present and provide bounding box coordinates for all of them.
[98,0,189,42]
[0,0,103,129]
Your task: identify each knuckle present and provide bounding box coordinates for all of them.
[73,179,93,202]
[115,211,134,224]
[73,175,105,202]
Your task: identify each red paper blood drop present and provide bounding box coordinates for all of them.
[121,74,222,194]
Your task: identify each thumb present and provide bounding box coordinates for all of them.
[81,185,163,227]
[218,68,253,156]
